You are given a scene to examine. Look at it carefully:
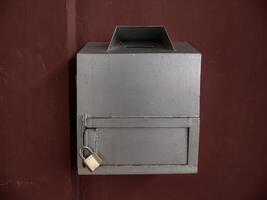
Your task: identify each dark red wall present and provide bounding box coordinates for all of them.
[0,0,266,200]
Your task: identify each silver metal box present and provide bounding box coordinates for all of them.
[77,26,201,175]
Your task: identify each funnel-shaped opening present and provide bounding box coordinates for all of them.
[108,26,174,53]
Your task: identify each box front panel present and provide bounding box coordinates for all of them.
[77,49,201,174]
[77,53,201,118]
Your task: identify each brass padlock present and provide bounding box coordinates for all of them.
[79,146,103,172]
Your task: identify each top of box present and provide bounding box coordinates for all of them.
[79,41,200,54]
[78,26,200,54]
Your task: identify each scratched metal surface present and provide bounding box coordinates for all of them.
[77,42,201,117]
[77,38,201,174]
[85,127,188,165]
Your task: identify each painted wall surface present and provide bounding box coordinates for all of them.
[0,0,266,199]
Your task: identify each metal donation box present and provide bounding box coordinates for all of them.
[77,26,201,175]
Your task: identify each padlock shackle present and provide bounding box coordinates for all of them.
[79,146,94,160]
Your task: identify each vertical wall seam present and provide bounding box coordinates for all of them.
[66,0,79,200]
